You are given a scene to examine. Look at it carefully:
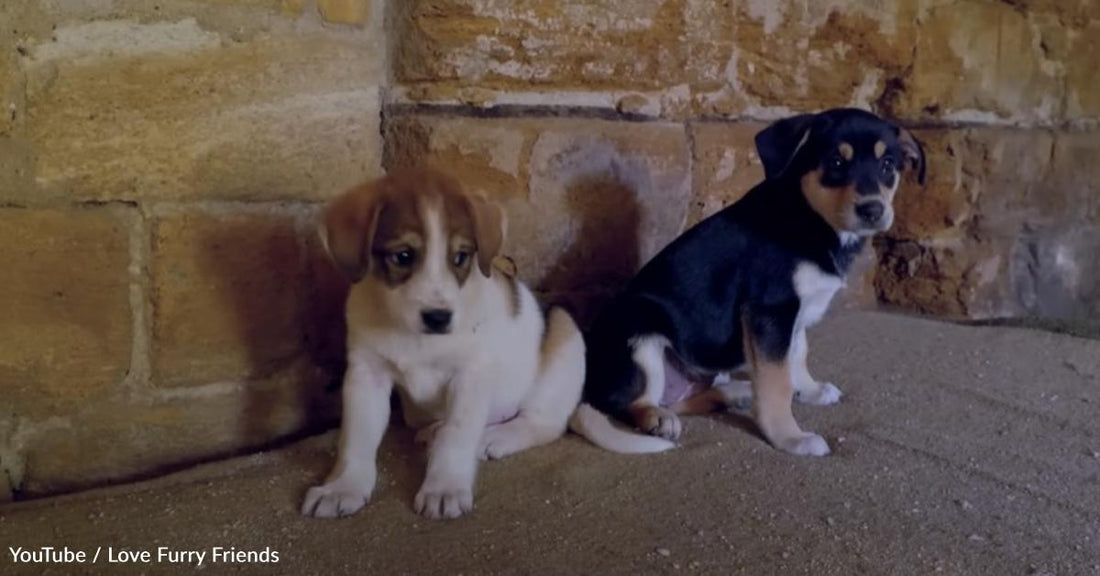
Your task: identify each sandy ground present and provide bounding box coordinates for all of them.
[2,311,1099,576]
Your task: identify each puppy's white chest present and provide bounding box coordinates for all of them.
[792,262,844,329]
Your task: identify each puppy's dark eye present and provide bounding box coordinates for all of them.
[829,154,846,170]
[880,157,896,177]
[452,250,471,267]
[388,249,415,267]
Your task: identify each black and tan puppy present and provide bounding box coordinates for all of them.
[574,108,925,456]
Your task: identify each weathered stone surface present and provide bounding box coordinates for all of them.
[384,114,535,200]
[692,0,919,117]
[151,208,307,387]
[20,361,337,496]
[878,127,1100,322]
[523,120,692,295]
[889,129,982,241]
[899,2,1062,124]
[1065,21,1100,120]
[394,0,1091,125]
[1010,227,1100,322]
[318,0,369,24]
[0,208,132,417]
[385,115,692,299]
[21,22,382,202]
[397,0,687,92]
[875,235,1008,319]
[687,121,765,227]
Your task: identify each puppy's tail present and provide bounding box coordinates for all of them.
[569,403,675,454]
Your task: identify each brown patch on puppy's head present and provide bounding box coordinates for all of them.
[838,142,854,161]
[321,172,425,285]
[322,166,508,335]
[873,140,887,159]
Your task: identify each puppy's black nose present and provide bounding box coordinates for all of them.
[420,309,453,334]
[856,201,885,224]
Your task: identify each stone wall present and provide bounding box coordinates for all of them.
[390,0,1099,322]
[2,0,1098,499]
[0,0,385,499]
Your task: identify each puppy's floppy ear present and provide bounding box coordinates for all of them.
[754,113,817,179]
[466,193,504,278]
[897,127,926,185]
[321,183,385,282]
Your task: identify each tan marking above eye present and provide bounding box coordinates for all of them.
[801,169,862,233]
[838,142,854,161]
[874,140,887,159]
[381,232,423,253]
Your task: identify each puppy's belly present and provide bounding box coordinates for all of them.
[659,358,711,407]
[658,357,749,407]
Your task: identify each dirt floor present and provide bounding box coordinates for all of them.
[2,311,1099,576]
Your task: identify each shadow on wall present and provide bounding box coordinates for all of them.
[536,170,644,328]
[195,212,346,452]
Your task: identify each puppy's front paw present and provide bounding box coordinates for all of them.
[301,477,374,518]
[636,406,682,440]
[795,382,843,406]
[415,477,474,520]
[774,432,831,457]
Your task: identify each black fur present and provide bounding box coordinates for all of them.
[583,108,924,420]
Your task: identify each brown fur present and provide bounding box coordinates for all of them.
[323,167,505,286]
[800,168,859,233]
[838,142,854,161]
[874,140,887,159]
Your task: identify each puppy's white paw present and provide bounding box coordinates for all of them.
[301,477,374,518]
[414,475,474,520]
[774,432,831,457]
[637,406,682,440]
[795,382,843,406]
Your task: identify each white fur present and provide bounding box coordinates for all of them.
[303,202,583,521]
[302,197,665,520]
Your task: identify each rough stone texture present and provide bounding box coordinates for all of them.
[151,208,309,387]
[18,21,382,204]
[19,361,336,496]
[876,127,1100,321]
[0,208,132,418]
[688,121,765,227]
[317,0,370,24]
[899,2,1061,124]
[385,114,692,321]
[394,0,1097,125]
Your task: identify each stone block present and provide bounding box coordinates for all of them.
[318,0,369,24]
[0,208,132,417]
[384,114,535,200]
[517,119,692,294]
[687,121,765,227]
[384,115,692,296]
[151,208,307,387]
[900,2,1062,124]
[1010,226,1100,323]
[396,0,688,91]
[20,362,336,496]
[22,21,383,202]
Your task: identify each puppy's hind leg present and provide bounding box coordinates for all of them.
[627,336,682,440]
[479,308,585,460]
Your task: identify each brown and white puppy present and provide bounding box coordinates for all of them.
[301,167,589,520]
